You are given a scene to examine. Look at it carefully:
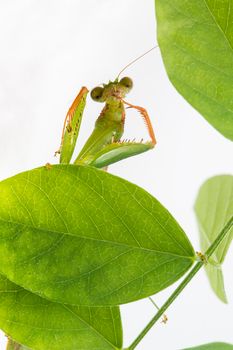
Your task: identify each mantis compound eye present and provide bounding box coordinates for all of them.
[120,77,133,90]
[91,87,104,102]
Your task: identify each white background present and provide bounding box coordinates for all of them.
[0,1,233,349]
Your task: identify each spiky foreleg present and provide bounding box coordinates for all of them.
[55,87,88,163]
[122,99,156,145]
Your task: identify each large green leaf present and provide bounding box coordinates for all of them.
[0,274,122,350]
[155,0,233,140]
[195,175,233,303]
[181,343,233,350]
[0,165,195,306]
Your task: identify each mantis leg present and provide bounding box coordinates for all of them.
[122,99,156,146]
[56,87,89,164]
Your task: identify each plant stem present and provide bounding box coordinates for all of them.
[125,216,233,350]
[6,338,22,350]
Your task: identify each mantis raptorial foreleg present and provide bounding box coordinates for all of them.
[56,87,88,164]
[122,99,156,145]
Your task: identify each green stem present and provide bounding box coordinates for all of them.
[148,297,159,311]
[126,216,233,350]
[6,338,22,350]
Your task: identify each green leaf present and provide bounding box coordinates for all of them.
[195,175,233,303]
[155,0,233,140]
[181,343,233,350]
[86,142,153,169]
[0,274,122,350]
[0,165,195,306]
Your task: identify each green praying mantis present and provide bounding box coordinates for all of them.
[56,50,157,168]
[54,50,166,320]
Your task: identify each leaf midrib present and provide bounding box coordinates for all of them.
[203,0,233,53]
[0,217,193,260]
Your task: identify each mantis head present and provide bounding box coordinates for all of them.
[90,77,133,103]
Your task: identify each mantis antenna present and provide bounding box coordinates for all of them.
[116,45,159,79]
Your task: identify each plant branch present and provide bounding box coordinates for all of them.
[125,216,233,350]
[6,338,22,350]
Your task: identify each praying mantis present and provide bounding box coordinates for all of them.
[54,51,166,321]
[56,50,157,168]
